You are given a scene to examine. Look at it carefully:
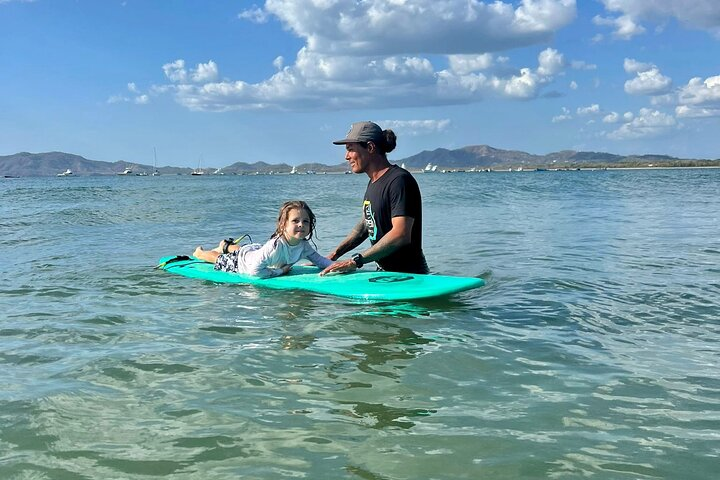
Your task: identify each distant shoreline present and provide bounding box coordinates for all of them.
[2,149,719,177]
[4,164,720,179]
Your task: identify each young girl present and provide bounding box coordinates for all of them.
[193,200,334,278]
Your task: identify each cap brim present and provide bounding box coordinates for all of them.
[333,138,353,145]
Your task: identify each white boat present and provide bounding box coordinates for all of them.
[290,166,298,174]
[191,155,205,175]
[57,169,73,177]
[117,167,133,175]
[152,147,160,176]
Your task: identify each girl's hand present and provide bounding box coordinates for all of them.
[281,264,292,275]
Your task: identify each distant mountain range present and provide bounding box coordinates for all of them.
[1,147,717,177]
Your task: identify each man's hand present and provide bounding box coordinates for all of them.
[320,259,357,276]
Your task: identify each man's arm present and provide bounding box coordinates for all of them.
[321,216,413,275]
[327,218,368,261]
[357,215,412,264]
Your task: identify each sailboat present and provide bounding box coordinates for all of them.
[191,155,205,175]
[152,147,160,176]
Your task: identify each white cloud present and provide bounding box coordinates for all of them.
[624,68,672,95]
[677,75,720,105]
[552,107,572,122]
[603,110,634,123]
[107,94,126,104]
[107,83,151,105]
[607,108,676,139]
[191,61,219,83]
[378,119,452,135]
[163,59,188,83]
[597,0,720,39]
[623,58,653,74]
[569,80,578,90]
[164,60,218,83]
[577,104,600,115]
[383,56,434,76]
[593,14,645,39]
[676,105,720,118]
[131,1,578,112]
[168,45,568,111]
[570,60,597,70]
[537,48,564,76]
[239,6,269,23]
[672,75,720,119]
[260,0,577,56]
[448,54,495,75]
[623,59,672,95]
[603,112,620,123]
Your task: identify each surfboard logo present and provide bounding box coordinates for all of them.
[368,275,414,283]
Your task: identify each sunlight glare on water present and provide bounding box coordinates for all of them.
[1,169,719,479]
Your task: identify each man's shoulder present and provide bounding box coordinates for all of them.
[383,164,415,182]
[387,165,419,188]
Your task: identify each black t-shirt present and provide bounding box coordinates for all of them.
[362,165,429,274]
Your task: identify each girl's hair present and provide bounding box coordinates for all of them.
[271,200,317,241]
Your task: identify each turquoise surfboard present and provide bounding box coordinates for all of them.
[157,255,484,301]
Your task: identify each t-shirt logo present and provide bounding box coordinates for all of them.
[363,200,377,241]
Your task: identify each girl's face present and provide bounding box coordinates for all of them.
[282,208,311,245]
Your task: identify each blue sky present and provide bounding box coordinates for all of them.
[2,0,719,168]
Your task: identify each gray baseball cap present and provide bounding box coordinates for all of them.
[333,121,383,145]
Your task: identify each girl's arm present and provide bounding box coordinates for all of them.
[304,246,334,270]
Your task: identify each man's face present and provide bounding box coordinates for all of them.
[344,142,370,173]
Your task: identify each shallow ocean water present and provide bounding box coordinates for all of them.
[1,168,718,479]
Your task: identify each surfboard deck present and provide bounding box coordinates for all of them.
[157,255,484,301]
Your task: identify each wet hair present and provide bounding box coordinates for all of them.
[271,200,317,241]
[361,129,397,156]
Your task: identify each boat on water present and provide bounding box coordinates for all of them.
[191,155,205,175]
[152,147,160,176]
[57,169,73,177]
[117,167,133,175]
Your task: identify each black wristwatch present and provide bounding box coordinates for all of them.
[351,253,364,268]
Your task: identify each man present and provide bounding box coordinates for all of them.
[321,121,429,275]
